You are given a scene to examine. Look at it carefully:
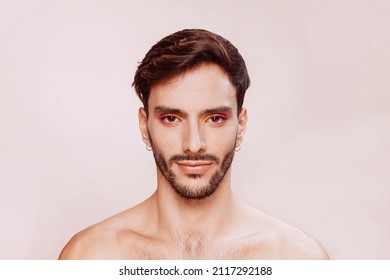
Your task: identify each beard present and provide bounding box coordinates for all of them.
[152,146,236,200]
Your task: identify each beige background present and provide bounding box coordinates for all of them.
[0,0,389,259]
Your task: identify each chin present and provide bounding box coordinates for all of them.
[170,177,220,200]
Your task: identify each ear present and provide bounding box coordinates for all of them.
[138,107,152,147]
[236,108,248,148]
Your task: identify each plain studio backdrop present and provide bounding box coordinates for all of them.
[0,0,389,259]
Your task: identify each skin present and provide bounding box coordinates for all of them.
[59,63,329,259]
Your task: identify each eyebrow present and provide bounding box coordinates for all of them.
[154,106,187,117]
[202,106,232,116]
[154,105,233,117]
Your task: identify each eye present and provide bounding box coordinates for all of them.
[160,115,180,123]
[206,115,226,124]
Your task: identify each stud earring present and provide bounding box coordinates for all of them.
[234,146,241,152]
[146,145,153,151]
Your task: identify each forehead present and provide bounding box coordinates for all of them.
[149,64,237,113]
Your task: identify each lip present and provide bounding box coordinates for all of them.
[176,161,213,174]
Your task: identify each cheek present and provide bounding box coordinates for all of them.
[148,125,182,152]
[205,127,238,149]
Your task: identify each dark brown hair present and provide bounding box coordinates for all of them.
[132,29,250,115]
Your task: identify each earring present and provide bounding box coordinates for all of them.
[146,145,153,151]
[234,146,241,152]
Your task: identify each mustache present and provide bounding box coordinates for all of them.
[169,154,220,165]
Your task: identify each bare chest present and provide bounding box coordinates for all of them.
[119,235,275,260]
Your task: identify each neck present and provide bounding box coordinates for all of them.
[153,168,234,240]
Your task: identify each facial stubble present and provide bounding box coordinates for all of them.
[150,135,236,200]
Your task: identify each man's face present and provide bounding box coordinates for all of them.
[139,63,247,200]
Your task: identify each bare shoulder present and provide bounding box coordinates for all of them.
[59,222,111,259]
[275,222,330,259]
[237,202,329,259]
[59,204,151,259]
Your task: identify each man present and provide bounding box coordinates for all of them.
[59,29,329,259]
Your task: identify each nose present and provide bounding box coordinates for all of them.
[182,121,206,154]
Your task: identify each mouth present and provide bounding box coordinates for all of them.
[176,161,213,175]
